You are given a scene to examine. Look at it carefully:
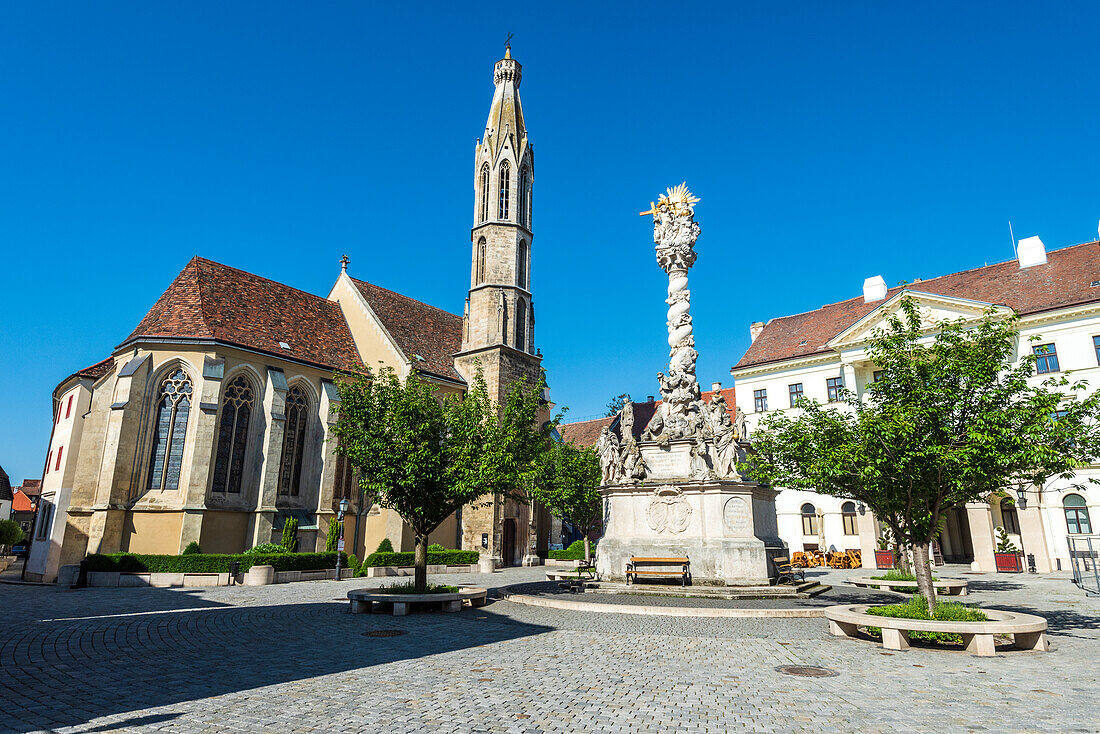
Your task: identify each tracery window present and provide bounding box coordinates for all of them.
[278,385,309,497]
[516,298,527,353]
[517,240,528,289]
[212,376,254,494]
[475,237,487,284]
[518,165,529,227]
[148,368,193,492]
[498,161,510,220]
[479,164,490,222]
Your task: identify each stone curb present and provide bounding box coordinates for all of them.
[499,589,825,618]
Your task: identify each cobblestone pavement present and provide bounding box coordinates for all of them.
[1,566,1097,733]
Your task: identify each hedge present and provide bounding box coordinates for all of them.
[361,550,479,568]
[548,540,595,560]
[84,551,347,574]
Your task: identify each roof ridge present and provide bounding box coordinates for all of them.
[191,256,333,303]
[350,276,462,320]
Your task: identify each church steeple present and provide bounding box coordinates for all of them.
[460,46,536,358]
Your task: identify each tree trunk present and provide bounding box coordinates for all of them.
[583,535,591,565]
[912,540,937,611]
[413,531,428,594]
[896,543,913,576]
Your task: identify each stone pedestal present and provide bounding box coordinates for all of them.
[596,440,784,586]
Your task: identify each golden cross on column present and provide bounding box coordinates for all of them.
[639,202,657,217]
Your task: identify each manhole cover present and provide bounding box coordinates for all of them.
[776,665,837,678]
[364,629,407,638]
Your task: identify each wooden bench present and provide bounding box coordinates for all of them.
[626,557,690,586]
[773,556,805,584]
[825,604,1048,657]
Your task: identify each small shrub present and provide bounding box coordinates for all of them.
[244,543,288,555]
[376,581,459,594]
[548,539,595,561]
[281,517,299,552]
[865,595,988,644]
[869,569,938,593]
[0,519,26,548]
[347,554,360,571]
[181,541,202,555]
[375,537,394,553]
[427,543,446,552]
[995,526,1019,554]
[325,517,341,552]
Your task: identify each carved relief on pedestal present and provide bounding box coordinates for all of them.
[645,485,692,534]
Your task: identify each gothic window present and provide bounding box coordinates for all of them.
[518,166,529,227]
[479,164,490,222]
[801,503,818,536]
[212,376,254,494]
[498,161,510,220]
[516,298,527,353]
[517,240,528,289]
[278,385,309,497]
[500,294,509,347]
[147,368,193,492]
[475,238,487,284]
[528,302,535,352]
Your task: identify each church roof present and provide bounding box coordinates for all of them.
[735,240,1100,370]
[349,278,465,383]
[122,257,361,371]
[557,416,614,447]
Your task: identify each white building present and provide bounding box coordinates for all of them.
[731,236,1100,572]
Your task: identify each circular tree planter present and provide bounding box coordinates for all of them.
[347,586,487,616]
[846,576,969,596]
[824,604,1048,657]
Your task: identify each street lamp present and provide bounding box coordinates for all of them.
[334,497,351,580]
[1015,483,1035,573]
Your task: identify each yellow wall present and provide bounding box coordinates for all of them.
[199,511,251,554]
[428,513,459,549]
[123,511,184,554]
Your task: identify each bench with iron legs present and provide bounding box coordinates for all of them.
[626,557,690,586]
[773,556,805,584]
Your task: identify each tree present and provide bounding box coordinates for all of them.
[325,517,341,552]
[531,439,603,563]
[332,365,553,592]
[605,394,630,418]
[281,517,299,552]
[744,297,1100,608]
[0,519,24,552]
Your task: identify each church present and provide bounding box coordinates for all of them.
[24,47,549,583]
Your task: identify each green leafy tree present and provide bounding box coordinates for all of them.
[281,517,299,552]
[744,297,1100,608]
[325,516,341,552]
[0,519,25,550]
[531,439,603,563]
[375,537,394,553]
[332,364,553,592]
[605,394,629,418]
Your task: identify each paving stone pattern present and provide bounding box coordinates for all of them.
[0,567,1096,733]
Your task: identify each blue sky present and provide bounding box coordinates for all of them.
[2,2,1099,482]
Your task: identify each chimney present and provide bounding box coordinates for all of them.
[862,275,887,303]
[711,382,722,392]
[1017,235,1047,268]
[647,395,654,403]
[749,321,765,342]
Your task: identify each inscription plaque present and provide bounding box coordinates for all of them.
[723,496,751,535]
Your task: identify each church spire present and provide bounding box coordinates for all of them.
[481,45,526,159]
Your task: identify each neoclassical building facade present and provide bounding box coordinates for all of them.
[25,47,550,582]
[730,236,1100,573]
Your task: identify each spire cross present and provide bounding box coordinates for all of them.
[340,254,350,272]
[505,31,514,49]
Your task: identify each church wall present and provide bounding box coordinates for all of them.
[123,510,184,554]
[198,511,250,554]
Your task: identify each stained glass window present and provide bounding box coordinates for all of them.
[480,164,490,222]
[212,376,254,494]
[278,385,308,497]
[148,368,193,492]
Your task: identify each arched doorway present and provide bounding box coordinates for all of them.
[502,519,517,566]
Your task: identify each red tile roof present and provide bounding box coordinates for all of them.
[558,387,737,447]
[350,278,465,383]
[122,257,361,371]
[12,490,36,513]
[735,240,1100,370]
[72,357,115,382]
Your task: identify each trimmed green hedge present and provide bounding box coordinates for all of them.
[361,550,479,568]
[548,540,595,560]
[84,551,347,574]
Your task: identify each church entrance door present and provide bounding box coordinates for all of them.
[502,519,516,566]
